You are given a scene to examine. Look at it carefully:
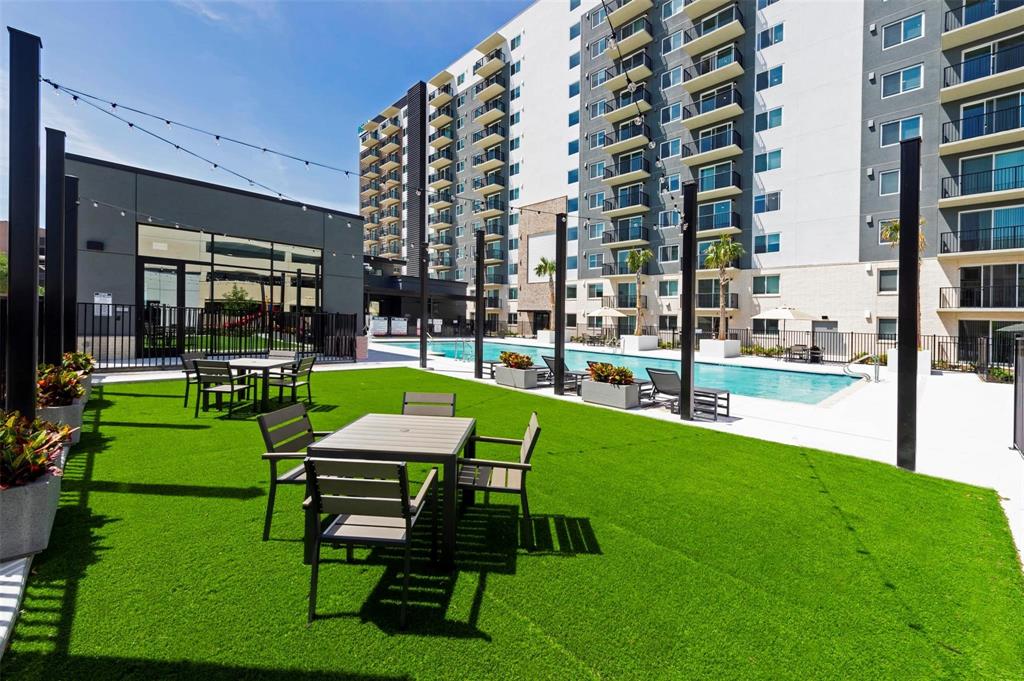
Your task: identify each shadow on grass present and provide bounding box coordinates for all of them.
[95,421,212,430]
[60,479,263,500]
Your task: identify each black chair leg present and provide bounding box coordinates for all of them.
[183,378,190,408]
[520,489,533,549]
[262,481,276,541]
[431,484,438,563]
[401,544,410,630]
[307,539,320,625]
[194,387,202,418]
[306,381,312,404]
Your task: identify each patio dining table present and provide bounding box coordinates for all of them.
[306,413,477,568]
[227,358,295,412]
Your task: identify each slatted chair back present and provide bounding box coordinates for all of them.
[305,458,411,521]
[268,349,298,360]
[519,412,541,465]
[402,392,456,417]
[181,351,206,374]
[646,368,681,397]
[194,359,234,383]
[258,403,317,453]
[294,355,316,377]
[541,355,558,374]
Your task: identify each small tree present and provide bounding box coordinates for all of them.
[626,248,654,335]
[880,218,927,349]
[702,235,744,341]
[222,284,254,316]
[0,251,8,296]
[534,256,557,331]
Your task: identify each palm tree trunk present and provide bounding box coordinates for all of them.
[718,268,727,341]
[547,277,554,331]
[634,271,643,336]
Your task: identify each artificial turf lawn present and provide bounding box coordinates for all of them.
[6,367,1023,680]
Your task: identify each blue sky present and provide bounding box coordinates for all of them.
[1,0,532,219]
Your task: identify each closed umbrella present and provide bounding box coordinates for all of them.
[751,307,817,356]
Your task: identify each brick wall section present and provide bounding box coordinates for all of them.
[516,196,566,313]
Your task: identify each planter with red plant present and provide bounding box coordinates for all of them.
[62,351,96,401]
[581,362,641,409]
[494,351,542,389]
[37,364,85,444]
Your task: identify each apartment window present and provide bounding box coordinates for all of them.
[588,253,604,269]
[592,37,610,58]
[456,205,464,216]
[510,136,521,151]
[589,191,605,209]
[509,187,520,200]
[882,13,923,49]
[456,182,464,194]
[569,81,580,97]
[456,94,466,107]
[658,210,680,227]
[591,69,609,89]
[589,222,605,239]
[508,262,518,275]
[568,139,579,155]
[569,51,581,69]
[878,318,898,339]
[456,226,466,237]
[568,197,579,212]
[569,110,580,126]
[878,269,899,293]
[509,213,519,225]
[753,319,778,334]
[570,0,580,9]
[881,64,922,98]
[591,7,607,28]
[457,73,465,86]
[568,169,579,184]
[508,237,519,250]
[590,130,607,148]
[664,173,681,193]
[510,111,521,125]
[590,100,607,118]
[757,23,784,50]
[880,115,921,146]
[456,139,465,151]
[754,233,781,253]
[662,0,683,20]
[659,279,678,297]
[879,169,900,195]
[567,284,577,299]
[455,269,464,281]
[757,0,779,8]
[510,162,521,176]
[754,149,782,172]
[754,107,783,131]
[660,138,681,158]
[753,275,780,295]
[755,66,784,91]
[590,161,605,179]
[567,255,578,269]
[661,67,682,90]
[662,30,682,55]
[569,22,580,40]
[878,219,898,244]
[659,244,679,262]
[661,102,682,124]
[510,60,522,76]
[508,287,518,301]
[587,282,603,297]
[456,116,464,130]
[754,191,781,213]
[511,86,522,100]
[456,161,465,173]
[511,35,521,50]
[568,226,578,241]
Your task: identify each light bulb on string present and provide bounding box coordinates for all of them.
[92,201,99,208]
[215,135,220,146]
[120,210,126,217]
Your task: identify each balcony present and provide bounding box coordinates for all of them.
[682,129,742,166]
[380,224,402,239]
[429,82,454,108]
[360,200,378,215]
[428,191,452,210]
[382,243,403,257]
[606,0,653,28]
[428,147,453,170]
[380,116,401,137]
[483,272,506,287]
[602,262,648,278]
[472,148,506,173]
[697,169,741,201]
[684,5,744,56]
[603,189,650,219]
[428,168,453,190]
[364,215,379,228]
[380,209,401,226]
[428,127,453,149]
[379,189,401,209]
[379,152,401,173]
[941,43,1024,103]
[941,104,1024,155]
[379,135,401,155]
[939,225,1024,259]
[603,156,651,186]
[683,46,744,94]
[485,296,502,310]
[382,171,401,189]
[943,0,1024,50]
[473,197,507,219]
[939,164,1024,207]
[604,122,651,155]
[428,233,454,249]
[429,253,454,270]
[473,49,506,78]
[684,0,730,19]
[359,148,379,166]
[483,220,505,240]
[483,247,505,264]
[359,181,379,198]
[602,52,654,92]
[682,87,743,130]
[601,223,650,246]
[603,87,653,125]
[428,212,453,229]
[363,231,379,246]
[363,164,380,179]
[473,173,506,195]
[612,17,653,57]
[696,292,739,311]
[429,106,453,128]
[473,74,506,103]
[473,124,507,148]
[696,210,741,237]
[473,99,507,126]
[939,285,1024,310]
[603,294,647,309]
[360,131,380,148]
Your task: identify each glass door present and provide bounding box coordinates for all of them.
[138,258,184,358]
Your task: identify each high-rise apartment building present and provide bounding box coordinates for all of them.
[358,0,1024,351]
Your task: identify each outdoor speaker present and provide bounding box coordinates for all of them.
[86,240,104,251]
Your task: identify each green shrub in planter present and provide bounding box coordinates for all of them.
[499,351,534,369]
[37,364,84,407]
[586,362,634,385]
[1,411,71,489]
[61,351,96,375]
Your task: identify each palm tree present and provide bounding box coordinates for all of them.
[534,257,557,331]
[880,218,927,348]
[626,248,654,335]
[702,235,745,341]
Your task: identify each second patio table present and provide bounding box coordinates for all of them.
[228,358,296,412]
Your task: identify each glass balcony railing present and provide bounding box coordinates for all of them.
[944,0,1024,32]
[683,129,742,158]
[684,5,743,44]
[602,224,650,244]
[940,285,1023,308]
[683,46,742,83]
[604,156,651,180]
[944,43,1024,87]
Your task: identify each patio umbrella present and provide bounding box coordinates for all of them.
[751,306,817,349]
[996,323,1024,334]
[585,306,627,318]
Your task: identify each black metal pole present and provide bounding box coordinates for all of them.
[419,240,429,368]
[896,136,921,471]
[474,229,485,379]
[6,28,42,418]
[43,128,66,365]
[553,213,567,395]
[62,175,79,353]
[678,182,698,421]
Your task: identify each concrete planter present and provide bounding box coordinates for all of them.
[355,335,369,361]
[888,349,932,376]
[536,330,556,345]
[0,445,69,562]
[699,339,741,358]
[39,400,85,445]
[621,335,658,353]
[494,366,540,389]
[581,380,640,410]
[80,373,93,402]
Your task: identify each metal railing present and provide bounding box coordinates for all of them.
[484,221,506,237]
[428,212,453,226]
[683,129,742,158]
[695,292,739,309]
[428,168,453,184]
[427,191,452,205]
[472,124,507,144]
[942,103,1024,143]
[602,224,650,244]
[601,262,648,276]
[428,106,452,123]
[473,197,507,213]
[429,83,453,103]
[428,128,452,144]
[603,294,647,308]
[697,210,740,231]
[603,189,650,213]
[944,0,1024,32]
[473,99,507,120]
[429,233,453,246]
[1014,338,1023,451]
[941,163,1024,198]
[944,43,1024,87]
[684,45,742,83]
[473,74,506,95]
[614,16,653,45]
[698,169,741,193]
[940,285,1023,308]
[939,225,1024,253]
[473,49,505,74]
[472,148,506,166]
[607,87,652,114]
[603,51,652,82]
[683,86,742,121]
[604,156,651,181]
[684,4,742,44]
[428,148,453,164]
[473,174,506,191]
[606,122,650,146]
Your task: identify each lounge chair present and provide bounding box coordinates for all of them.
[402,392,456,416]
[645,368,731,421]
[541,355,586,393]
[180,351,206,407]
[305,458,438,628]
[193,360,255,418]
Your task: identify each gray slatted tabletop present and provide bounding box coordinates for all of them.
[228,358,294,412]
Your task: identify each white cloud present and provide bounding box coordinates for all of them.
[170,0,281,28]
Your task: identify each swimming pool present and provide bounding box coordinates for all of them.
[386,340,858,405]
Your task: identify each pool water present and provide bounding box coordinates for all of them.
[387,340,858,405]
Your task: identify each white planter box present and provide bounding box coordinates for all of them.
[494,366,540,389]
[581,380,640,410]
[699,339,741,358]
[888,349,931,376]
[39,400,85,444]
[80,373,93,402]
[0,445,68,562]
[536,330,556,345]
[620,335,658,353]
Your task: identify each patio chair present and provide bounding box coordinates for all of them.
[267,356,316,404]
[645,368,730,421]
[402,392,456,417]
[646,368,682,411]
[257,403,331,540]
[193,360,255,418]
[180,351,206,408]
[304,458,438,628]
[541,355,585,393]
[268,349,298,360]
[786,344,810,362]
[457,412,540,546]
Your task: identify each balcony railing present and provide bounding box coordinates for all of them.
[944,0,1024,32]
[473,197,507,213]
[382,224,402,237]
[484,295,501,307]
[608,87,652,113]
[473,74,507,95]
[684,5,743,44]
[428,191,452,205]
[683,46,742,83]
[428,106,453,123]
[942,103,1024,143]
[614,16,653,45]
[473,99,507,119]
[607,122,651,146]
[603,294,647,308]
[682,87,742,120]
[472,148,506,166]
[473,174,506,190]
[683,129,741,158]
[429,83,454,103]
[428,212,453,226]
[940,225,1024,253]
[483,247,506,260]
[602,52,653,84]
[380,206,401,219]
[944,43,1024,87]
[472,125,507,144]
[428,128,452,143]
[473,49,505,74]
[601,262,648,276]
[698,169,741,193]
[940,285,1023,308]
[483,272,507,285]
[383,170,401,184]
[941,164,1024,198]
[428,148,453,164]
[604,190,650,214]
[429,233,454,246]
[602,224,650,244]
[484,221,506,237]
[696,292,739,309]
[430,254,453,267]
[428,169,453,184]
[380,189,401,202]
[697,211,740,231]
[604,156,651,180]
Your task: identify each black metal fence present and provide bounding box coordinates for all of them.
[1014,339,1023,453]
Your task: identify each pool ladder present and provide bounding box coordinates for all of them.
[844,354,880,382]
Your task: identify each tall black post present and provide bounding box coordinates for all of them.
[896,137,921,471]
[62,175,79,353]
[678,182,698,421]
[419,240,429,368]
[474,229,485,379]
[553,213,568,395]
[6,29,42,418]
[43,128,66,366]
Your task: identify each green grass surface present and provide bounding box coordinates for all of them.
[6,368,1023,679]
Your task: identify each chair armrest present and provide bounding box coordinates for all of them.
[302,496,313,510]
[261,452,306,461]
[457,457,531,471]
[412,468,439,511]
[471,435,523,446]
[312,431,333,437]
